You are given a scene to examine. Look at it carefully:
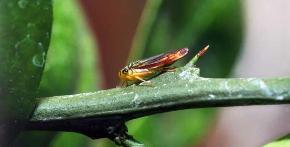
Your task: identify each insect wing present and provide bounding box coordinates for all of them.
[129,53,165,68]
[130,48,189,70]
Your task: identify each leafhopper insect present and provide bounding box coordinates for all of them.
[118,45,209,87]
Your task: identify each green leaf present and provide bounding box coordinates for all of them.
[0,0,52,144]
[264,135,290,147]
[12,0,99,146]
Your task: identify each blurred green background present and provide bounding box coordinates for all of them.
[11,0,243,146]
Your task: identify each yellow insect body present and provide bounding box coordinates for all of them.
[118,68,153,82]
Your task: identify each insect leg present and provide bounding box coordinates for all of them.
[119,80,124,87]
[119,80,128,87]
[135,76,152,86]
[135,76,148,82]
[163,66,176,72]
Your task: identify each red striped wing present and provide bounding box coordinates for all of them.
[130,48,189,70]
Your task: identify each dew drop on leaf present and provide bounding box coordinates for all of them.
[32,52,46,67]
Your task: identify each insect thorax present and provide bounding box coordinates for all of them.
[128,60,141,68]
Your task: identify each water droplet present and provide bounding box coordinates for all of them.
[32,52,46,67]
[15,35,47,68]
[18,0,28,9]
[33,42,46,68]
[38,42,44,50]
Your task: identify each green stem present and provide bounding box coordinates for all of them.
[27,57,290,145]
[29,76,290,122]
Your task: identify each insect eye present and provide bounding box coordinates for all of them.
[122,69,128,74]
